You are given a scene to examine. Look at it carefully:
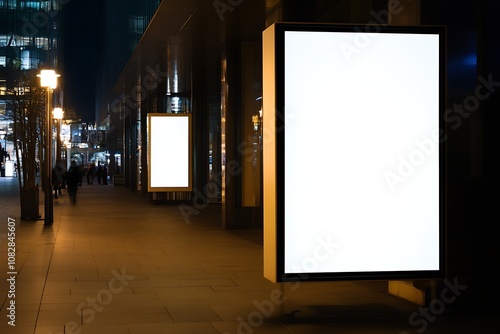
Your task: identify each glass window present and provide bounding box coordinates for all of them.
[0,56,6,67]
[0,35,8,47]
[129,16,147,34]
[22,1,41,9]
[21,50,31,70]
[35,37,49,50]
[30,56,40,69]
[16,36,31,47]
[0,80,6,96]
[14,86,31,95]
[51,0,60,11]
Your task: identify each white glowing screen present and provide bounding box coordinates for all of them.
[149,115,190,190]
[284,31,441,274]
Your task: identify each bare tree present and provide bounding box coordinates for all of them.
[6,70,47,218]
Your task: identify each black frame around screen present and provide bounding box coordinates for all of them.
[272,23,447,282]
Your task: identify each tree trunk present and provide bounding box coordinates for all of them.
[20,186,40,220]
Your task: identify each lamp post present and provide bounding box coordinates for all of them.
[37,69,60,226]
[0,130,5,177]
[53,107,64,164]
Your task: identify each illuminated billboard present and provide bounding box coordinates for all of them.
[148,113,192,192]
[263,23,446,282]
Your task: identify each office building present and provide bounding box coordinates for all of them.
[0,0,63,171]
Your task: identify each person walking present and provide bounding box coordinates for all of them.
[96,164,103,184]
[102,165,108,185]
[66,160,81,204]
[86,162,95,185]
[52,160,65,200]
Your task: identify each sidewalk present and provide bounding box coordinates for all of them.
[0,177,495,333]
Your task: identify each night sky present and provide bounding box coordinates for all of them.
[62,0,98,123]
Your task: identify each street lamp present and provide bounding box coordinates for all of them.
[37,69,60,226]
[53,107,64,164]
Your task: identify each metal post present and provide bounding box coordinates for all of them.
[38,69,58,226]
[56,119,61,162]
[44,87,53,225]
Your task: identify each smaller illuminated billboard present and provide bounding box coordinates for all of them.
[263,23,446,282]
[148,113,192,192]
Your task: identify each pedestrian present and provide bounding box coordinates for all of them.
[96,164,103,184]
[78,164,84,186]
[102,165,108,185]
[66,160,81,204]
[52,160,65,200]
[86,162,95,185]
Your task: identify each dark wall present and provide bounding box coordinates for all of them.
[421,0,500,308]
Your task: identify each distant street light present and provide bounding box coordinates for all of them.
[37,69,60,226]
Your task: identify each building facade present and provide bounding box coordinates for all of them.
[94,0,161,178]
[0,0,63,173]
[103,0,397,228]
[96,0,498,307]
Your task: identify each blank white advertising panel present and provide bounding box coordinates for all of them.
[263,23,446,282]
[148,113,192,192]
